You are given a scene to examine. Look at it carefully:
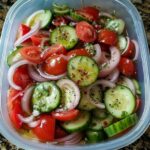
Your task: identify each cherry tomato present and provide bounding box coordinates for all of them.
[134,98,141,112]
[31,33,49,46]
[55,126,68,139]
[77,6,99,21]
[18,24,31,43]
[119,57,136,77]
[8,88,23,129]
[76,21,97,42]
[42,54,68,75]
[41,44,67,60]
[52,109,79,121]
[20,46,42,64]
[98,29,118,46]
[32,115,55,142]
[13,65,32,89]
[52,16,68,26]
[67,49,89,59]
[122,39,135,58]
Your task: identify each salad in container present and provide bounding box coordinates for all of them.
[0,0,150,150]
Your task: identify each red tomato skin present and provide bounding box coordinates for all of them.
[52,109,79,121]
[134,98,141,112]
[13,65,32,89]
[52,16,68,26]
[76,21,97,42]
[98,29,118,46]
[19,24,31,43]
[41,44,67,61]
[31,33,49,46]
[77,6,99,21]
[20,46,42,64]
[8,88,23,129]
[55,126,68,139]
[42,54,68,75]
[122,40,135,58]
[67,49,89,59]
[119,57,136,77]
[32,115,55,142]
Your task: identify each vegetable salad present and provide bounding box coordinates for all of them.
[7,3,141,145]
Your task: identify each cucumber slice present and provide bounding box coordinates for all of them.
[61,111,91,132]
[106,19,125,34]
[104,113,138,137]
[56,79,80,111]
[92,109,108,119]
[132,79,141,95]
[53,8,70,15]
[68,56,99,86]
[32,82,61,113]
[7,47,22,66]
[50,26,78,50]
[26,10,52,28]
[70,10,89,22]
[118,36,127,52]
[52,3,68,10]
[86,130,105,143]
[89,115,113,131]
[78,86,102,111]
[104,85,135,119]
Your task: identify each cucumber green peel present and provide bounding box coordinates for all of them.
[104,113,138,137]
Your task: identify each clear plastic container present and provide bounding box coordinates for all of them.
[0,0,150,149]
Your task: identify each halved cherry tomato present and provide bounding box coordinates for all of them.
[67,49,89,59]
[76,21,97,42]
[98,29,117,46]
[8,88,23,129]
[32,115,55,142]
[52,109,79,121]
[134,98,141,112]
[41,44,67,60]
[20,46,42,64]
[18,24,31,43]
[55,126,68,139]
[42,54,68,75]
[52,16,68,26]
[13,65,32,89]
[31,33,49,46]
[119,57,136,77]
[122,39,135,58]
[77,6,99,21]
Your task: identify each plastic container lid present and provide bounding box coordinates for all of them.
[0,0,150,150]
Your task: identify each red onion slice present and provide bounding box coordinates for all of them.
[28,120,40,128]
[21,85,35,114]
[99,12,113,19]
[93,44,102,63]
[8,60,33,90]
[87,80,116,109]
[55,132,80,143]
[132,40,139,61]
[37,65,66,80]
[106,68,120,83]
[28,65,48,82]
[100,46,121,78]
[15,22,41,47]
[18,114,34,123]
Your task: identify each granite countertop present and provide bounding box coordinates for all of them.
[0,0,150,149]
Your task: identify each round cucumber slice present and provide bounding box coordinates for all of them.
[32,82,61,113]
[104,113,138,137]
[92,109,108,119]
[61,111,91,132]
[118,36,127,52]
[68,56,99,86]
[53,8,70,15]
[26,10,52,28]
[104,85,135,119]
[106,19,125,34]
[50,26,78,50]
[52,3,68,10]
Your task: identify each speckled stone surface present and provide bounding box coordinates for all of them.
[0,0,150,149]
